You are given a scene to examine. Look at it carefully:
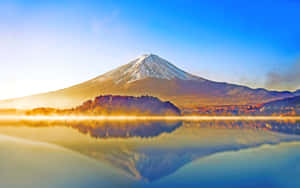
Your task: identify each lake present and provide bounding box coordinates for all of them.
[0,119,300,188]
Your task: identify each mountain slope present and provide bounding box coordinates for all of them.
[0,54,296,109]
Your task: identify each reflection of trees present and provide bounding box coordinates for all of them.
[1,119,300,137]
[72,120,183,138]
[6,120,183,138]
[183,120,300,135]
[2,119,300,137]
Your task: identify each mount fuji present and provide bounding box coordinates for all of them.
[0,54,297,109]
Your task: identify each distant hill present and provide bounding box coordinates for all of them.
[0,54,298,109]
[75,95,181,116]
[26,95,181,116]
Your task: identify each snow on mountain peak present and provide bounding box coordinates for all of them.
[98,54,201,83]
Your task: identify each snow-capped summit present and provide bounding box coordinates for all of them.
[100,54,200,83]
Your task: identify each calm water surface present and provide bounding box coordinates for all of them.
[0,120,300,188]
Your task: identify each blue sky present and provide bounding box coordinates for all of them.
[1,0,300,99]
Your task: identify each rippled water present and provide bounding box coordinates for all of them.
[0,120,300,188]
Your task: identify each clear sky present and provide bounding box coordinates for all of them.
[1,0,300,100]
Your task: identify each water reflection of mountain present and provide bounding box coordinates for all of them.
[1,120,300,182]
[117,121,300,181]
[72,121,300,182]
